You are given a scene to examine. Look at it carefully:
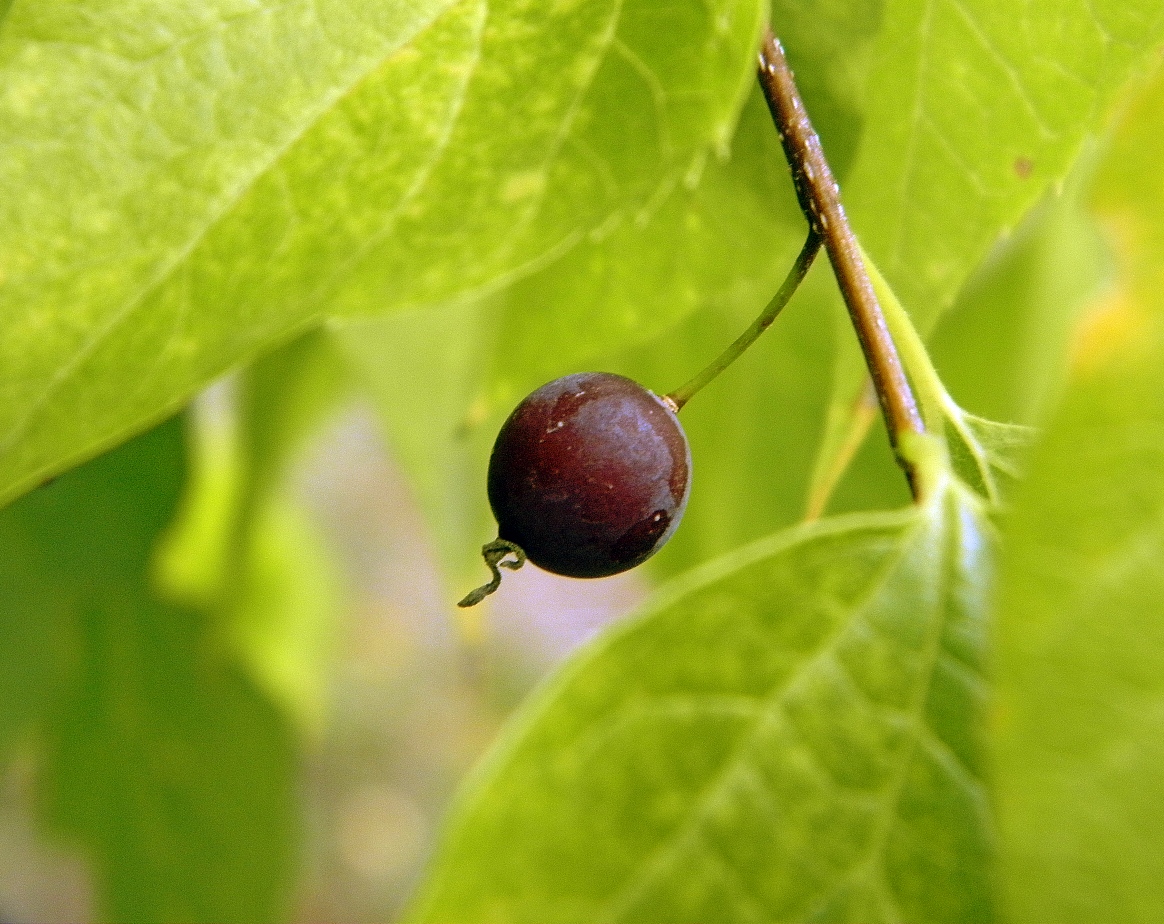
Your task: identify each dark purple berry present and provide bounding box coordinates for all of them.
[486,372,691,579]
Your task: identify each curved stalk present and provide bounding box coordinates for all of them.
[666,231,821,410]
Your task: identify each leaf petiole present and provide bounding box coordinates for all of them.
[861,243,1035,503]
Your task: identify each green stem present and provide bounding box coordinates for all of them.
[666,231,821,410]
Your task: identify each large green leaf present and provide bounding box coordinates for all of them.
[0,418,297,923]
[847,0,1163,334]
[414,478,994,923]
[994,70,1164,923]
[0,0,763,507]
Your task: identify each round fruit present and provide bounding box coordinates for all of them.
[486,372,691,579]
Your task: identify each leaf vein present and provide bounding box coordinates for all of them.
[595,522,922,924]
[942,0,1057,139]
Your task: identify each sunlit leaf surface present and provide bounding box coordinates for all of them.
[0,0,764,505]
[416,482,994,923]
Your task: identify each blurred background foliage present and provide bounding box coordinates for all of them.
[1,0,1163,920]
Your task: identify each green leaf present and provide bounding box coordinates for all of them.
[847,0,1164,334]
[928,169,1110,427]
[0,418,297,923]
[414,480,994,923]
[0,0,764,507]
[994,69,1164,923]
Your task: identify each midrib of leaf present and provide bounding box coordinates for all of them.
[794,493,989,923]
[592,497,970,924]
[0,0,473,461]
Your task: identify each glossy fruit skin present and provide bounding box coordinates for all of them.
[487,372,691,579]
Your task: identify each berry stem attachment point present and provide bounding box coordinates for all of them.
[666,230,821,411]
[757,27,925,498]
[458,539,527,608]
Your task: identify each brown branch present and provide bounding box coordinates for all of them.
[757,27,925,497]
